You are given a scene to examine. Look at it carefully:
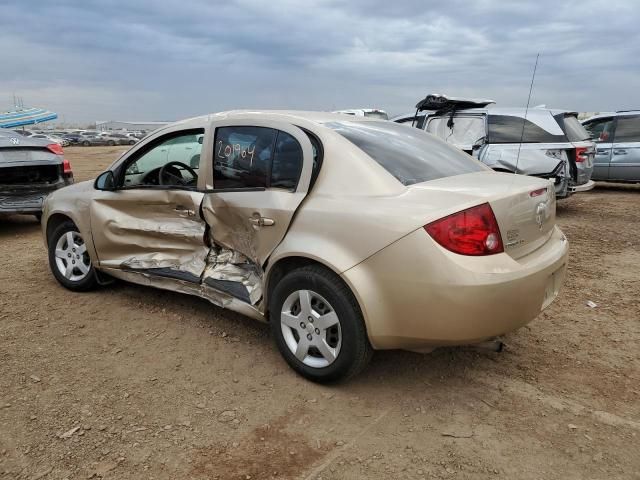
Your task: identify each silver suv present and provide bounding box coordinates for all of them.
[394,95,596,198]
[582,111,640,183]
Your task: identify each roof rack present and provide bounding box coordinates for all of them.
[415,94,495,112]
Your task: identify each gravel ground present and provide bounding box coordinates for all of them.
[1,146,639,480]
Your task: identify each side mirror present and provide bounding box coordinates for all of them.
[94,170,116,191]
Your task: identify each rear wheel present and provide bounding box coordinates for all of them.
[48,221,97,291]
[269,265,372,383]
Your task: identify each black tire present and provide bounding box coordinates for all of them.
[82,140,90,146]
[48,220,98,291]
[269,265,373,383]
[128,140,135,145]
[108,140,116,146]
[34,213,42,222]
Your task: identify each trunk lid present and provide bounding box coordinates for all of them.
[408,171,556,259]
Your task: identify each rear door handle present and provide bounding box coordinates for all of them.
[249,213,275,227]
[613,149,627,155]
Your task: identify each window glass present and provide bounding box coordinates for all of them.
[271,132,303,190]
[426,116,485,149]
[583,117,614,143]
[488,115,566,143]
[613,116,640,142]
[123,130,203,187]
[214,126,275,189]
[325,120,486,186]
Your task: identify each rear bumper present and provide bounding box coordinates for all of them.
[569,180,595,193]
[342,226,569,350]
[0,181,71,214]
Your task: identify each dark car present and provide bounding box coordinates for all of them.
[0,129,73,220]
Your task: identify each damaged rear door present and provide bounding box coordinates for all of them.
[199,120,314,305]
[90,127,210,282]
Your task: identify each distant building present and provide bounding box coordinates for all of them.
[95,120,170,132]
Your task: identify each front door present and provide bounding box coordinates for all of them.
[90,128,209,282]
[200,120,314,295]
[609,115,640,181]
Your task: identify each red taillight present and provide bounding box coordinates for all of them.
[47,143,64,155]
[424,203,504,256]
[63,158,72,174]
[575,146,588,163]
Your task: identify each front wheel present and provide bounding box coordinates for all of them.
[269,265,372,383]
[48,220,97,291]
[82,140,90,146]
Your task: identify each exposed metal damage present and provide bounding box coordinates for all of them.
[202,246,263,305]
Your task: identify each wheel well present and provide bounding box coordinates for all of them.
[264,256,339,321]
[46,214,74,244]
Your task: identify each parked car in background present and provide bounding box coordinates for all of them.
[79,133,129,146]
[333,108,389,120]
[0,129,73,220]
[395,94,595,198]
[42,110,567,382]
[104,133,138,145]
[582,111,640,183]
[62,133,82,145]
[30,133,70,147]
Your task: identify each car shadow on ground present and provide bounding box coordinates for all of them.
[100,279,504,389]
[0,214,41,238]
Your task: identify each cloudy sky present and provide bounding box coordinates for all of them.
[2,0,639,124]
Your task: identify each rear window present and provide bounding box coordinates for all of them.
[324,121,486,186]
[488,115,566,143]
[557,115,591,142]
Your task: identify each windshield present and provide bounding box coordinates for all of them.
[325,121,486,186]
[561,115,591,142]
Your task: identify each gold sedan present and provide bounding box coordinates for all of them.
[42,111,568,382]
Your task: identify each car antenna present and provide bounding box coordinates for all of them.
[515,53,540,174]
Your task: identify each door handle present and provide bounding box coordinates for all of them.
[613,149,627,155]
[174,205,196,217]
[249,213,275,227]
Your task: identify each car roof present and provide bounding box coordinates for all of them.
[583,110,640,122]
[156,110,388,133]
[0,128,52,147]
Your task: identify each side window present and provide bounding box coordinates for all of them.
[122,130,203,188]
[613,116,640,143]
[583,118,614,143]
[271,132,303,190]
[214,126,276,189]
[488,115,566,143]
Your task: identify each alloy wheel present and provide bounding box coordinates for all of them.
[54,231,91,282]
[280,289,342,368]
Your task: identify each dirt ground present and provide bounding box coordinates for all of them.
[1,146,639,480]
